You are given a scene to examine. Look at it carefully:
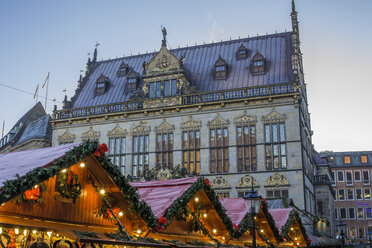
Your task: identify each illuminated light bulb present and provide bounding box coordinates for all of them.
[136,229,141,234]
[295,237,298,240]
[100,189,105,195]
[47,231,52,237]
[203,213,207,218]
[194,197,199,202]
[1,203,4,206]
[212,229,217,234]
[254,216,257,220]
[296,243,299,246]
[62,169,67,173]
[291,227,294,231]
[260,229,264,233]
[15,228,19,235]
[23,230,27,236]
[119,211,123,217]
[56,234,59,237]
[34,185,38,189]
[0,227,2,234]
[221,237,225,240]
[32,230,37,234]
[80,162,85,168]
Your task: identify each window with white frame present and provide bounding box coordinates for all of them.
[354,170,361,182]
[346,171,353,185]
[366,208,372,219]
[358,226,365,238]
[334,208,338,219]
[337,171,344,182]
[347,189,354,200]
[357,208,364,219]
[331,171,336,185]
[365,188,371,200]
[340,208,347,219]
[363,170,370,185]
[339,189,345,200]
[349,208,356,219]
[356,189,363,200]
[264,123,287,170]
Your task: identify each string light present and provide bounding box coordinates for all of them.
[136,229,141,234]
[291,227,294,231]
[34,185,38,189]
[119,211,123,217]
[100,189,105,195]
[260,229,264,233]
[295,237,298,240]
[15,229,19,235]
[47,231,52,237]
[56,234,59,237]
[32,230,37,234]
[23,230,28,236]
[62,169,67,173]
[194,197,199,202]
[212,229,217,234]
[296,243,299,246]
[80,162,85,168]
[221,237,225,240]
[203,213,207,218]
[0,227,2,234]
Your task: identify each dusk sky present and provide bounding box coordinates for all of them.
[0,0,371,152]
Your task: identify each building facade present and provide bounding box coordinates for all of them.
[51,1,322,216]
[320,151,372,244]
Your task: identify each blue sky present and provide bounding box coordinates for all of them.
[0,0,371,151]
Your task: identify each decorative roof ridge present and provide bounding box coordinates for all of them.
[94,31,293,65]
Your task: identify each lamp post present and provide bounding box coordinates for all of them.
[243,183,262,248]
[336,220,346,248]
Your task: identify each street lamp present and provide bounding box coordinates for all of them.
[243,183,262,248]
[336,220,346,248]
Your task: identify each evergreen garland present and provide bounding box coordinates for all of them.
[55,170,81,202]
[280,210,310,247]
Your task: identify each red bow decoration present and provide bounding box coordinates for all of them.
[158,217,168,225]
[308,238,312,243]
[262,198,267,204]
[233,224,240,233]
[204,178,210,186]
[107,207,120,219]
[94,143,108,157]
[24,187,40,200]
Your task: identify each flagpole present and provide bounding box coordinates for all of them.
[44,72,50,110]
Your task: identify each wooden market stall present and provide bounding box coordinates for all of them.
[219,198,281,247]
[269,208,310,247]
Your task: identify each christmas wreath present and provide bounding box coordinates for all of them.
[16,184,47,204]
[55,170,81,202]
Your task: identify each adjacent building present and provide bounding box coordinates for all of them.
[50,1,330,223]
[320,151,372,244]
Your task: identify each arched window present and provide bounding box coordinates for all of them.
[95,74,109,95]
[251,52,266,75]
[117,61,128,77]
[214,56,228,80]
[236,44,248,60]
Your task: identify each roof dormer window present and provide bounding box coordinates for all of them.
[251,52,266,75]
[117,62,128,77]
[96,74,109,95]
[126,69,138,90]
[214,56,228,80]
[237,44,248,60]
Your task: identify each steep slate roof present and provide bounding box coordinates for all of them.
[130,177,198,218]
[16,114,52,145]
[72,32,294,108]
[0,143,79,187]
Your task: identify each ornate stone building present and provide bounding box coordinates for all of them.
[51,1,324,216]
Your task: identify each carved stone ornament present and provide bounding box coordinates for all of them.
[236,175,259,188]
[131,121,151,136]
[137,164,188,182]
[180,116,202,131]
[81,127,100,141]
[262,110,286,124]
[107,124,127,138]
[233,111,256,126]
[211,176,231,189]
[265,172,290,187]
[58,129,75,144]
[207,113,229,129]
[146,46,181,74]
[155,119,175,134]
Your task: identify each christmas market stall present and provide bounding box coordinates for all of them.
[0,141,193,248]
[268,208,310,247]
[128,177,235,247]
[219,198,282,247]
